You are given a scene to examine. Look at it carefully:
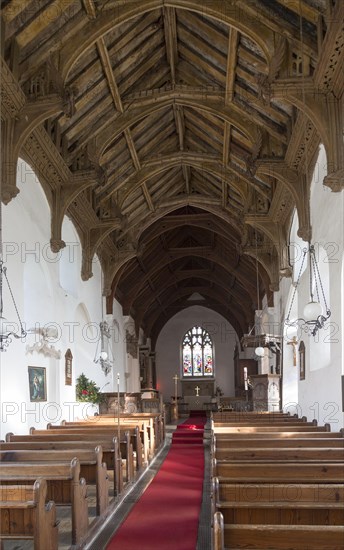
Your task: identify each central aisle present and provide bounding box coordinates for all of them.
[106,414,206,550]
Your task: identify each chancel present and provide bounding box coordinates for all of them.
[0,1,343,549]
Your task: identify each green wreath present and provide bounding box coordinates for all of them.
[75,373,103,404]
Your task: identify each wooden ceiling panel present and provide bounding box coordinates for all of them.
[4,0,338,338]
[3,0,52,40]
[64,98,114,146]
[131,107,178,158]
[122,187,146,216]
[8,1,80,49]
[105,12,162,64]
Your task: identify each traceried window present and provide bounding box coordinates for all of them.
[182,326,214,378]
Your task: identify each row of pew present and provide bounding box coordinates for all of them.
[0,412,165,549]
[210,411,344,550]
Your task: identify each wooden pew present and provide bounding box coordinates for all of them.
[212,424,329,432]
[64,413,165,448]
[0,458,88,546]
[212,477,344,525]
[88,412,165,439]
[214,447,344,462]
[211,415,344,548]
[213,436,344,448]
[5,431,136,494]
[212,417,312,424]
[0,446,109,515]
[213,429,337,437]
[39,424,150,463]
[0,479,58,550]
[0,436,123,496]
[56,419,156,458]
[212,412,302,423]
[213,512,344,550]
[0,437,124,497]
[213,460,344,483]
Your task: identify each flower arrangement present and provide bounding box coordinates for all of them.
[75,373,103,404]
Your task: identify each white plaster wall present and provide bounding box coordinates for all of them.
[155,306,238,401]
[276,145,344,428]
[123,315,140,393]
[0,159,126,436]
[106,300,127,392]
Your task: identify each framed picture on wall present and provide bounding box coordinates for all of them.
[299,341,305,380]
[28,366,47,402]
[65,349,73,385]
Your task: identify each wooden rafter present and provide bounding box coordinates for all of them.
[96,35,154,211]
[4,0,341,337]
[82,0,96,19]
[223,27,238,207]
[163,7,191,194]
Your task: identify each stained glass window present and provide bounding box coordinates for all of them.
[182,326,214,377]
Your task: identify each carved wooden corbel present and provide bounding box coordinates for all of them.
[270,81,344,192]
[1,118,19,204]
[50,171,99,252]
[1,58,77,204]
[256,160,311,242]
[244,214,290,286]
[257,34,287,105]
[103,246,138,303]
[81,219,122,281]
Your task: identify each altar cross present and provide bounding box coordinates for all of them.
[195,385,200,396]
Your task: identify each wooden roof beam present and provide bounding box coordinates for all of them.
[163,7,178,86]
[82,0,96,19]
[223,28,238,162]
[276,0,324,25]
[97,38,141,172]
[163,7,191,195]
[237,0,317,55]
[142,182,155,212]
[223,28,238,207]
[68,86,278,162]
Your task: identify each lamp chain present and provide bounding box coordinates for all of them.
[285,246,307,322]
[2,267,26,336]
[309,245,314,301]
[311,248,329,312]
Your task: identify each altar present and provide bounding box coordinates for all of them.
[181,379,215,409]
[184,395,213,409]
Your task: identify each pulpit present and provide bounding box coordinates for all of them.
[249,374,280,411]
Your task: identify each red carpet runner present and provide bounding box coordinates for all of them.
[106,413,206,550]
